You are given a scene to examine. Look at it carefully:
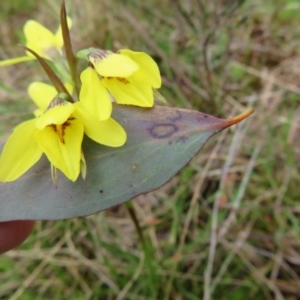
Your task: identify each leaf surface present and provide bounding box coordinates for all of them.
[0,105,253,221]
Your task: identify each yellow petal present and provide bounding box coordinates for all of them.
[35,118,84,181]
[0,119,42,182]
[120,49,161,88]
[24,20,57,58]
[54,16,73,48]
[80,68,112,120]
[89,50,139,77]
[33,108,43,117]
[28,82,58,111]
[35,101,74,130]
[0,56,35,66]
[102,77,154,107]
[73,102,127,147]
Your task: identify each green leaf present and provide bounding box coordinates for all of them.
[0,105,253,221]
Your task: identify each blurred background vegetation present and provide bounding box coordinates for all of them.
[0,0,300,299]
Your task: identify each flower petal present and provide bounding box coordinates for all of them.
[35,101,74,130]
[33,108,43,118]
[80,67,112,120]
[0,119,42,182]
[73,102,127,147]
[89,50,139,77]
[54,16,73,48]
[28,82,58,112]
[120,49,161,88]
[102,77,154,107]
[0,56,35,66]
[24,20,57,58]
[35,118,84,181]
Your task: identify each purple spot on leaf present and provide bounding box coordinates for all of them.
[150,124,178,139]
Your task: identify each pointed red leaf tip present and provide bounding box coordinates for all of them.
[212,108,254,130]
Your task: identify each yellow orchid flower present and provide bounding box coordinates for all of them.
[0,83,126,182]
[86,48,161,107]
[0,17,72,66]
[28,81,74,117]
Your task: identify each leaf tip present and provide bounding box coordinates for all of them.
[226,108,254,126]
[210,108,254,131]
[61,0,66,9]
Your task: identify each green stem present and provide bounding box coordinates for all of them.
[125,201,157,298]
[125,201,146,249]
